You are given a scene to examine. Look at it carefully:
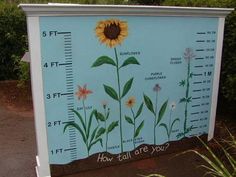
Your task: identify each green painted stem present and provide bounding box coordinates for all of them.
[106,132,109,152]
[82,99,87,129]
[184,61,190,136]
[82,99,89,156]
[168,110,172,141]
[105,120,108,152]
[155,91,158,115]
[114,47,123,153]
[131,108,136,149]
[104,108,108,152]
[154,122,156,145]
[154,92,158,145]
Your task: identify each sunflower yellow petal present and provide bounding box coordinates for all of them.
[95,18,128,48]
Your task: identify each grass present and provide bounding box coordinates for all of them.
[138,127,236,177]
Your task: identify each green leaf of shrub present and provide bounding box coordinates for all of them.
[91,56,116,67]
[125,116,134,125]
[143,94,155,115]
[120,57,140,68]
[96,127,106,139]
[107,121,119,133]
[156,100,168,125]
[134,120,144,138]
[135,103,144,119]
[103,84,118,101]
[121,78,133,98]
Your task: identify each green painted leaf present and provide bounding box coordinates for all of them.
[159,123,169,137]
[107,121,119,133]
[103,85,119,101]
[176,132,184,139]
[156,100,168,125]
[170,118,180,132]
[134,120,144,138]
[87,110,96,138]
[106,110,110,120]
[96,127,106,139]
[88,138,103,151]
[91,56,116,67]
[98,138,103,147]
[135,103,143,119]
[187,97,192,103]
[189,72,193,78]
[95,111,106,122]
[70,109,86,132]
[121,78,133,98]
[125,116,134,125]
[120,57,140,68]
[185,125,194,134]
[63,122,86,144]
[179,80,186,87]
[179,97,186,103]
[89,126,98,145]
[143,94,155,115]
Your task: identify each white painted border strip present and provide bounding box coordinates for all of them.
[27,16,51,177]
[19,4,233,17]
[208,17,225,141]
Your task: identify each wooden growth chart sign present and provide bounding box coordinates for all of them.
[20,4,233,177]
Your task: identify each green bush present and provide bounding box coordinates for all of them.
[163,0,233,7]
[0,2,27,80]
[17,60,30,87]
[221,6,236,103]
[7,0,127,4]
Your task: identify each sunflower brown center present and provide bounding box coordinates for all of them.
[104,23,121,40]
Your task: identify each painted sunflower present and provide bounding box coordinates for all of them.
[95,19,128,48]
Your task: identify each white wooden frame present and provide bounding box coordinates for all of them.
[27,17,51,177]
[20,4,233,177]
[208,17,226,140]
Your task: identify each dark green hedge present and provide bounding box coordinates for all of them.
[0,2,27,80]
[222,7,236,102]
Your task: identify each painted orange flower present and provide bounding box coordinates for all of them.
[75,84,92,100]
[126,96,136,108]
[95,19,128,48]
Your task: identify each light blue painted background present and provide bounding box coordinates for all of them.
[40,16,218,164]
